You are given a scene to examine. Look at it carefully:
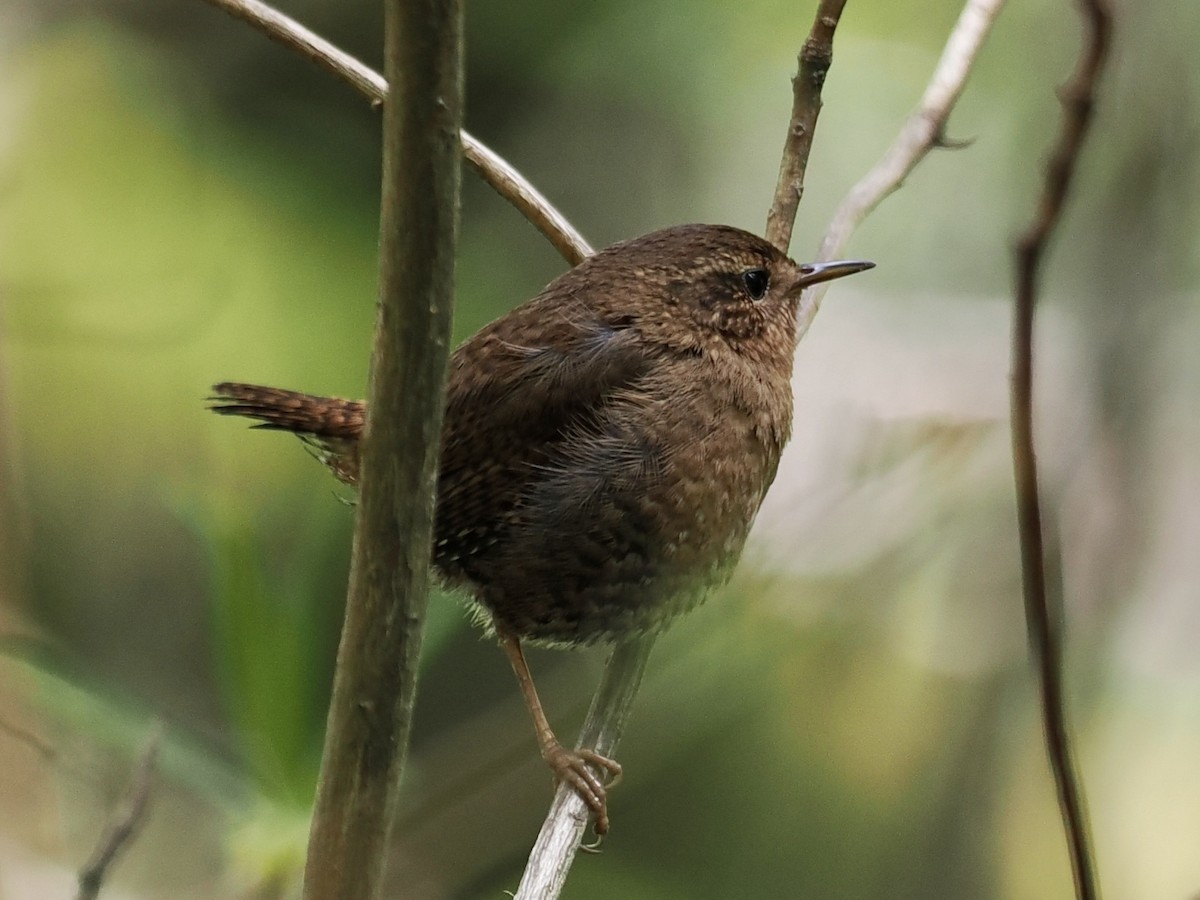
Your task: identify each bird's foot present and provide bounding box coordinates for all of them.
[542,742,623,841]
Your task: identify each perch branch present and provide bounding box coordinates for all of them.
[300,0,463,896]
[514,638,656,899]
[76,728,161,900]
[796,0,1006,342]
[200,0,592,265]
[765,0,849,253]
[1010,1,1111,898]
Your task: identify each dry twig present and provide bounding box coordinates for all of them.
[765,0,849,253]
[797,0,1007,342]
[76,728,161,900]
[0,714,58,763]
[1010,1,1111,898]
[200,0,592,265]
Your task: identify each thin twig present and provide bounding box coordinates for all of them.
[461,139,592,265]
[796,0,1006,342]
[764,0,849,253]
[199,0,592,265]
[514,637,656,899]
[76,727,161,900]
[300,0,463,896]
[1011,1,1111,898]
[0,714,58,762]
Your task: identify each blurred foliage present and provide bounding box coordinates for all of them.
[0,0,1199,898]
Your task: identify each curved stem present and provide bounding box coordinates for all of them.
[797,0,1007,341]
[200,0,592,265]
[1010,1,1111,897]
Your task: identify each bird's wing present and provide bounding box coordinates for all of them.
[442,298,653,446]
[435,299,658,581]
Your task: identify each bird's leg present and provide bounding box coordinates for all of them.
[499,632,623,836]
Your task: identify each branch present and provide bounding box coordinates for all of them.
[1010,1,1111,898]
[796,0,1006,342]
[0,714,58,763]
[76,728,160,900]
[300,0,462,896]
[514,637,656,899]
[200,0,592,266]
[764,0,849,253]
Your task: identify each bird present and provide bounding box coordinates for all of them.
[210,223,873,837]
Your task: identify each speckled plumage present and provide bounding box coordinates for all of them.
[213,223,872,836]
[212,224,869,648]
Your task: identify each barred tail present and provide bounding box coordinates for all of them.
[209,382,364,485]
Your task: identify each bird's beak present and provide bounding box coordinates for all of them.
[795,259,875,289]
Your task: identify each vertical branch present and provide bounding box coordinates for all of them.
[1010,2,1111,899]
[764,0,849,253]
[301,0,463,896]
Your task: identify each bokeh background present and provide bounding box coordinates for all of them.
[2,0,1199,897]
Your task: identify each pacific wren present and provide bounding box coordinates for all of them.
[210,223,872,836]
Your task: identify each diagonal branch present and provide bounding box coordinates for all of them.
[200,0,592,265]
[796,0,1006,342]
[765,0,849,253]
[1010,2,1111,898]
[514,639,655,898]
[76,727,161,900]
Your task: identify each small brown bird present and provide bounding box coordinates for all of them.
[211,223,871,836]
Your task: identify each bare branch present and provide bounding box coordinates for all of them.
[1010,1,1111,898]
[200,0,592,265]
[514,637,656,899]
[462,139,592,265]
[0,715,58,762]
[796,0,1006,342]
[76,728,161,900]
[764,0,849,253]
[300,0,463,896]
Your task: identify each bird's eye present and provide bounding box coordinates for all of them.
[741,268,770,301]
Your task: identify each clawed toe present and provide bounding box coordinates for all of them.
[576,748,623,790]
[543,743,622,837]
[500,637,625,844]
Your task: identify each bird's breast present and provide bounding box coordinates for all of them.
[439,362,792,645]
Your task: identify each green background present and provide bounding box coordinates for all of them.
[1,0,1198,897]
